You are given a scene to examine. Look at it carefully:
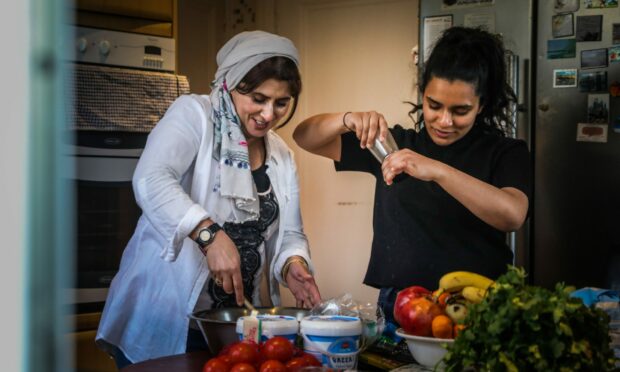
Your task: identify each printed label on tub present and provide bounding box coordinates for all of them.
[300,315,362,370]
[236,315,298,342]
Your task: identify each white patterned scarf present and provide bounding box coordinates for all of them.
[209,31,299,223]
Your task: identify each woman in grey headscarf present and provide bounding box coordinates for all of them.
[96,30,322,367]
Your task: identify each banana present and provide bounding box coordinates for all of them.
[439,271,494,292]
[461,285,487,304]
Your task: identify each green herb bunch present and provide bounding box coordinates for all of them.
[442,266,618,371]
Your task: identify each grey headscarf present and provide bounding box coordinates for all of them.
[209,31,299,223]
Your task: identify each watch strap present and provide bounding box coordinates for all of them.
[194,222,222,252]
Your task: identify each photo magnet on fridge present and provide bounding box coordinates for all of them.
[552,13,574,38]
[587,93,609,124]
[579,70,607,92]
[576,123,608,142]
[576,15,603,42]
[554,0,579,12]
[581,48,608,69]
[553,69,577,87]
[613,23,620,44]
[547,38,576,59]
[610,46,620,63]
[584,0,618,8]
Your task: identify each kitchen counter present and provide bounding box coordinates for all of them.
[117,350,420,371]
[120,351,212,372]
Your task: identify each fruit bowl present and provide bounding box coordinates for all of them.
[395,328,454,369]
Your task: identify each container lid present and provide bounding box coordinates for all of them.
[300,315,362,337]
[235,315,299,334]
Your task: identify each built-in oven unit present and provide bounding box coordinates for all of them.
[68,26,189,311]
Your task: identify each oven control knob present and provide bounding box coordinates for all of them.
[76,37,88,53]
[98,40,111,56]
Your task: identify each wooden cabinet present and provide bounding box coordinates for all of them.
[73,0,176,37]
[68,312,117,372]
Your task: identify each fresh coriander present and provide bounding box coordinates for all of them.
[442,266,618,371]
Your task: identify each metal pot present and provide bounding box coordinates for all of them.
[189,307,309,355]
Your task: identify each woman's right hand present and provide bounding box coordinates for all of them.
[342,111,390,149]
[205,232,245,306]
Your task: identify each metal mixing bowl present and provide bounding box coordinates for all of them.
[189,307,309,355]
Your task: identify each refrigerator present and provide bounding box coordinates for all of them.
[419,0,620,290]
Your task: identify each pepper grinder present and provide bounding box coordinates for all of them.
[368,131,406,183]
[368,130,399,163]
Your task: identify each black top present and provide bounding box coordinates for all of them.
[335,124,531,290]
[208,164,279,308]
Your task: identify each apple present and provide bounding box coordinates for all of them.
[445,302,468,324]
[393,286,432,324]
[394,296,443,336]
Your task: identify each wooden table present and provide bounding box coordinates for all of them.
[121,351,212,372]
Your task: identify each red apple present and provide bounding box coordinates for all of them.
[393,286,432,325]
[394,296,443,336]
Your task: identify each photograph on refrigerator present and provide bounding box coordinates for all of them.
[576,123,608,142]
[576,15,603,41]
[587,93,610,123]
[552,13,574,38]
[610,46,620,63]
[584,0,618,9]
[613,23,620,44]
[547,38,576,58]
[553,69,578,87]
[579,70,608,92]
[554,0,580,13]
[580,48,608,68]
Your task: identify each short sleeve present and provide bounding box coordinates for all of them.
[492,140,531,200]
[334,131,376,174]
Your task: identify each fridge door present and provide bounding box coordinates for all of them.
[533,1,620,289]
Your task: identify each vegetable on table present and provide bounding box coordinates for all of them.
[443,266,618,371]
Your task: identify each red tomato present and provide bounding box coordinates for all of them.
[203,357,231,372]
[299,353,322,367]
[219,354,233,365]
[230,362,257,372]
[393,286,431,325]
[395,296,443,337]
[285,357,310,372]
[259,336,294,362]
[258,359,287,372]
[227,342,260,365]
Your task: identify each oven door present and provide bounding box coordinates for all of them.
[71,131,146,307]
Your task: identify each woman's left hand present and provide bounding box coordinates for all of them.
[381,148,443,185]
[285,263,322,309]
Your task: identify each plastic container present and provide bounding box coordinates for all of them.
[235,314,299,342]
[300,315,362,370]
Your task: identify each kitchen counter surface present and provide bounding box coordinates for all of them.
[120,351,212,372]
[118,350,425,371]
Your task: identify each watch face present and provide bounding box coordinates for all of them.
[198,229,212,242]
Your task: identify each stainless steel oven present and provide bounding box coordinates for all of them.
[72,131,145,305]
[68,26,189,310]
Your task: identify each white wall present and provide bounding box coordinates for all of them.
[0,1,28,370]
[275,0,420,307]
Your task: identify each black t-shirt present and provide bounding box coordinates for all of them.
[335,124,531,290]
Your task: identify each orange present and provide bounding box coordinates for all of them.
[431,314,454,339]
[437,292,451,309]
[453,324,466,338]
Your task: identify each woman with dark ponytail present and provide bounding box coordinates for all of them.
[293,26,531,327]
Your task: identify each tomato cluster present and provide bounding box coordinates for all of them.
[203,336,323,372]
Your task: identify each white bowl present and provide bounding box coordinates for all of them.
[395,328,454,369]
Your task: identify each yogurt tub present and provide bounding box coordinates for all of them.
[235,314,299,342]
[300,315,363,370]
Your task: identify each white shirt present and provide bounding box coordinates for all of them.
[95,94,312,363]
